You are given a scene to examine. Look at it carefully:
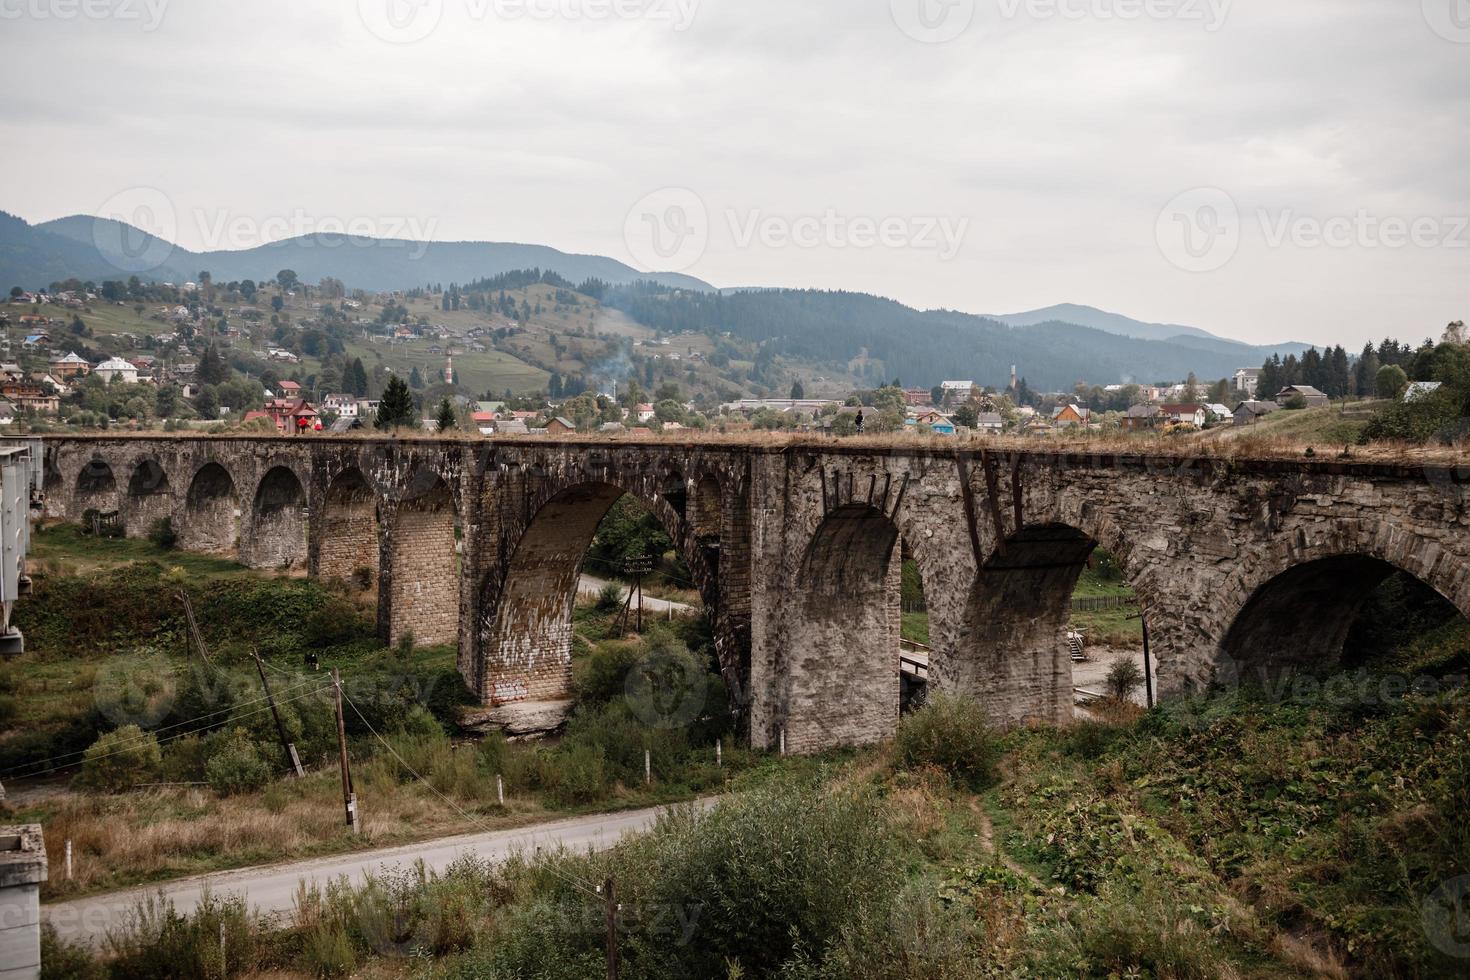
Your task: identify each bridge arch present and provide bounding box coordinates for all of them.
[181,462,240,556]
[1211,521,1470,688]
[931,513,1149,728]
[318,467,381,587]
[121,457,173,538]
[246,465,307,569]
[475,477,697,711]
[386,470,458,647]
[74,456,119,518]
[779,502,911,751]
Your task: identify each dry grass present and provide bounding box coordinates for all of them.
[35,767,550,901]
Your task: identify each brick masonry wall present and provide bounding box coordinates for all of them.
[388,501,459,647]
[319,498,379,584]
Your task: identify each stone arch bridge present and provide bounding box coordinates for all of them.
[33,435,1470,753]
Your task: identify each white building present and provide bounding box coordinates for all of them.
[322,393,359,418]
[93,357,139,384]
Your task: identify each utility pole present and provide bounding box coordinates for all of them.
[1140,609,1155,709]
[333,668,359,834]
[252,647,304,777]
[603,876,620,980]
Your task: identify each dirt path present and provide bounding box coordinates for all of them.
[44,799,714,948]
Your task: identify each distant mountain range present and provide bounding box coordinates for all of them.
[1,211,709,294]
[1,209,1316,389]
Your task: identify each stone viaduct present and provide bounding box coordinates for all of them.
[30,434,1470,753]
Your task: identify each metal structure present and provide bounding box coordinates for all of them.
[0,440,38,656]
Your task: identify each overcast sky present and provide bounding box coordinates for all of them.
[2,0,1467,347]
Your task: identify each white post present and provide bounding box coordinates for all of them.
[64,839,72,881]
[715,739,722,768]
[497,774,505,806]
[779,728,786,757]
[644,748,651,785]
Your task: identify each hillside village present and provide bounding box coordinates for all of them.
[1,277,1460,445]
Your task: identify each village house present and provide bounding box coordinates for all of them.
[47,352,91,379]
[1051,404,1092,428]
[545,417,576,435]
[1233,401,1280,426]
[1,381,59,414]
[321,393,359,418]
[93,357,139,385]
[1123,403,1163,430]
[1160,403,1207,427]
[245,397,320,433]
[1203,403,1233,423]
[0,401,15,425]
[1275,385,1330,408]
[974,412,1005,433]
[1233,368,1261,398]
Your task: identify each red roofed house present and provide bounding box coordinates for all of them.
[248,397,320,433]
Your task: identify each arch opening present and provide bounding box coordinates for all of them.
[476,482,697,712]
[183,463,239,556]
[123,458,173,537]
[320,468,381,589]
[74,457,118,519]
[1218,556,1470,687]
[692,474,722,543]
[248,466,307,569]
[953,524,1101,727]
[388,473,458,648]
[783,503,905,752]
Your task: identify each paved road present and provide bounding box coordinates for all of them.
[578,573,697,615]
[44,800,712,948]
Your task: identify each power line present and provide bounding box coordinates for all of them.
[2,681,327,778]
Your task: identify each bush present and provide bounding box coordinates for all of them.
[0,693,15,725]
[204,728,273,796]
[105,889,258,980]
[1104,659,1143,702]
[147,517,177,550]
[78,725,162,793]
[894,695,999,789]
[595,582,624,613]
[303,596,369,647]
[161,734,210,783]
[40,923,106,980]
